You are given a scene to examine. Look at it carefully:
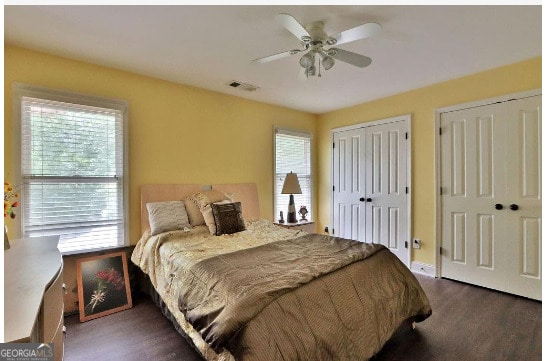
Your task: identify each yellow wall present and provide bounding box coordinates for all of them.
[4,44,542,266]
[317,57,542,265]
[4,45,317,244]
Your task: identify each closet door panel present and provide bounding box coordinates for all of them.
[504,95,542,300]
[332,129,366,242]
[365,120,409,265]
[440,104,507,290]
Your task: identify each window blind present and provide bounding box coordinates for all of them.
[274,129,312,221]
[20,96,126,253]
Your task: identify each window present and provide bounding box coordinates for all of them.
[274,128,312,221]
[15,84,128,254]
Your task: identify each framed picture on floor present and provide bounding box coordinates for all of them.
[76,251,132,322]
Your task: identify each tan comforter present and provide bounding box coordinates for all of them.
[132,219,432,361]
[178,234,386,350]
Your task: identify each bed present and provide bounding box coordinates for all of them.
[131,183,431,361]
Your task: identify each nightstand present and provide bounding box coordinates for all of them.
[275,220,316,233]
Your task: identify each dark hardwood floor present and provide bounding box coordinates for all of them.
[372,275,541,361]
[64,274,541,361]
[64,298,203,361]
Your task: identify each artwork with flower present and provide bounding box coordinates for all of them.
[4,182,19,219]
[77,251,132,322]
[85,267,126,314]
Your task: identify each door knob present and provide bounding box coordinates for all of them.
[359,197,365,202]
[494,203,504,210]
[366,198,373,202]
[509,204,519,211]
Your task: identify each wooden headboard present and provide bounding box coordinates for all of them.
[140,183,260,234]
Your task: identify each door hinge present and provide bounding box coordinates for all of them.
[405,186,409,194]
[333,142,335,149]
[332,228,335,235]
[440,187,443,195]
[333,186,335,191]
[405,241,409,249]
[439,247,443,255]
[439,127,442,135]
[405,132,408,140]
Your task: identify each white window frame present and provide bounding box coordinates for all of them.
[273,127,313,222]
[12,83,129,254]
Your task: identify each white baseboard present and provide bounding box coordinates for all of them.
[411,261,436,277]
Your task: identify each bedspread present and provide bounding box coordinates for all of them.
[178,234,385,350]
[131,219,432,361]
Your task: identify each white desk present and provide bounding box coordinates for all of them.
[4,236,64,361]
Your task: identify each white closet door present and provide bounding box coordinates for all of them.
[365,120,409,265]
[332,128,366,242]
[440,95,541,300]
[504,96,542,300]
[440,104,508,291]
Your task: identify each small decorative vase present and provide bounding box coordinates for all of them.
[4,225,10,250]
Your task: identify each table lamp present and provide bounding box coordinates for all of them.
[281,172,302,223]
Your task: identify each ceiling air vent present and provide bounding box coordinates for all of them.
[227,80,259,92]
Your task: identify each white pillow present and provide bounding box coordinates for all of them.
[146,201,191,236]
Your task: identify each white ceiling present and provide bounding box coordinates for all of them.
[4,5,542,114]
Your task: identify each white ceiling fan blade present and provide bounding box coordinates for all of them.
[331,49,372,68]
[251,49,302,64]
[276,13,311,42]
[330,23,382,46]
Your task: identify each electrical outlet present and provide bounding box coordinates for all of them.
[413,239,421,249]
[324,226,329,234]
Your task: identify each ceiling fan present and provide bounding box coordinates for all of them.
[252,13,382,78]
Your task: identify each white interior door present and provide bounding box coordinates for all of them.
[440,104,508,291]
[440,95,541,300]
[365,120,409,265]
[332,128,366,241]
[332,117,410,266]
[504,96,542,299]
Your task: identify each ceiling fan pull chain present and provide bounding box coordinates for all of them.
[318,57,322,77]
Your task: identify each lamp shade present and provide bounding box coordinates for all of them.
[281,172,302,194]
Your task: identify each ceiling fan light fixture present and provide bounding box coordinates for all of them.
[320,53,335,70]
[299,52,315,68]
